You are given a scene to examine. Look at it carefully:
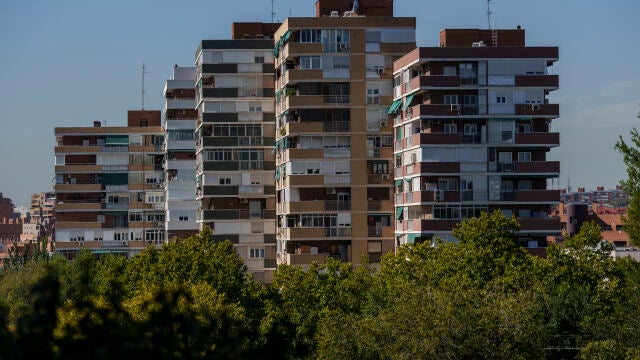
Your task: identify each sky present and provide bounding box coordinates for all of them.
[0,0,639,206]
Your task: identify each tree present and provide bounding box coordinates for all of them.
[615,112,640,246]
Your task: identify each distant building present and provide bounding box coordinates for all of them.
[552,201,630,247]
[0,194,22,243]
[54,111,165,259]
[560,185,628,208]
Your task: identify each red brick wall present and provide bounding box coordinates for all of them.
[316,0,393,17]
[127,110,161,127]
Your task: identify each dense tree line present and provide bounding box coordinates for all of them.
[1,213,639,359]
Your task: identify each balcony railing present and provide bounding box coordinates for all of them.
[323,95,350,104]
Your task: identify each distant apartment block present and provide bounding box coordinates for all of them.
[392,28,560,248]
[194,23,279,282]
[163,65,199,241]
[273,1,416,267]
[560,185,628,208]
[54,111,165,258]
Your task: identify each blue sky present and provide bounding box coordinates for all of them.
[0,0,639,206]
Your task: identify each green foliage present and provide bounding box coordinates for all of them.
[0,218,639,359]
[615,113,640,246]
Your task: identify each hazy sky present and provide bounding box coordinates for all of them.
[1,0,639,206]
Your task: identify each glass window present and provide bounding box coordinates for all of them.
[444,95,458,105]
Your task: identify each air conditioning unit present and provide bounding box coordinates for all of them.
[450,104,461,111]
[240,198,249,203]
[531,104,541,111]
[379,120,388,128]
[434,190,444,201]
[326,187,336,195]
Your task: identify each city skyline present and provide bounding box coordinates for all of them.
[1,0,639,205]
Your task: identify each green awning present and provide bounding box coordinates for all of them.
[405,177,413,182]
[407,233,420,244]
[281,30,291,43]
[105,135,129,145]
[402,94,415,111]
[387,100,402,114]
[396,127,403,140]
[394,179,403,186]
[102,173,128,185]
[283,137,289,150]
[395,207,404,220]
[283,109,289,115]
[272,39,281,56]
[272,139,280,154]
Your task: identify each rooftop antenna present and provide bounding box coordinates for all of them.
[141,62,150,110]
[271,0,275,23]
[487,0,493,30]
[487,0,498,46]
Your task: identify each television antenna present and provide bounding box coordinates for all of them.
[141,62,150,110]
[271,0,275,23]
[487,0,493,30]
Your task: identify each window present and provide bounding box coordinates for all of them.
[368,160,389,174]
[438,178,458,191]
[322,29,350,53]
[129,212,142,222]
[367,88,380,105]
[498,152,512,163]
[249,248,266,258]
[443,124,457,133]
[219,178,231,185]
[463,95,477,105]
[55,155,65,166]
[254,56,264,64]
[496,96,507,104]
[463,124,477,135]
[518,152,531,162]
[299,29,321,43]
[249,102,262,112]
[168,129,194,141]
[444,95,458,105]
[300,56,321,69]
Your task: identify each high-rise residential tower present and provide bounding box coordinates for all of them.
[163,65,199,241]
[195,23,279,282]
[273,0,416,266]
[54,111,165,258]
[392,28,560,248]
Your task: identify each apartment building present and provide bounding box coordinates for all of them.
[163,66,199,241]
[54,111,165,258]
[392,28,560,248]
[273,0,416,266]
[194,23,279,282]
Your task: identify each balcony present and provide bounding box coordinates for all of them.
[285,121,324,135]
[284,69,323,83]
[407,219,460,232]
[201,209,276,221]
[55,222,103,229]
[367,174,392,185]
[518,218,561,232]
[281,200,351,213]
[280,227,351,240]
[515,189,560,202]
[367,226,394,238]
[283,42,323,58]
[409,104,470,118]
[514,132,560,147]
[514,161,560,174]
[514,75,559,90]
[514,104,559,117]
[55,165,101,173]
[55,146,103,153]
[55,202,103,211]
[54,184,102,192]
[411,162,461,174]
[367,200,394,211]
[285,253,328,265]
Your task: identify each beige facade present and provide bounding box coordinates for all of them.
[194,23,280,283]
[273,7,416,267]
